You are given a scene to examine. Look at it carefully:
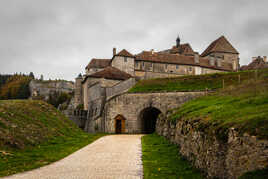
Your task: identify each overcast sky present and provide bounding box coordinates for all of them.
[0,0,267,81]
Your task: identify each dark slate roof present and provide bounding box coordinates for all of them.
[87,66,132,80]
[115,49,134,57]
[86,59,111,69]
[201,36,239,57]
[135,51,233,71]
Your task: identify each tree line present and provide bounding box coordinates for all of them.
[0,73,34,100]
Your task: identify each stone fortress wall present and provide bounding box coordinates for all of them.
[103,92,205,134]
[156,112,268,178]
[29,80,74,100]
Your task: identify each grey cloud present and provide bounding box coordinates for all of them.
[0,0,268,80]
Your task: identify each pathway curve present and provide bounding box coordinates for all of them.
[3,135,143,179]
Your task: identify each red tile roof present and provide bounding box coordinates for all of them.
[201,36,239,57]
[240,57,268,71]
[135,51,233,71]
[87,66,132,80]
[158,43,195,56]
[115,49,134,57]
[86,59,111,69]
[171,44,195,55]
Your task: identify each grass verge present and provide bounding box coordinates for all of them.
[129,69,268,93]
[239,168,268,179]
[0,100,106,177]
[0,133,105,177]
[169,79,268,141]
[142,133,203,179]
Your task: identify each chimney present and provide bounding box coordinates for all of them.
[113,48,116,56]
[263,56,267,62]
[194,52,199,63]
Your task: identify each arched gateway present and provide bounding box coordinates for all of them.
[104,92,204,134]
[138,107,161,134]
[114,114,126,134]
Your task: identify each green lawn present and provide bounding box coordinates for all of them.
[169,79,268,141]
[129,69,268,93]
[142,133,203,179]
[0,133,105,177]
[0,100,105,177]
[239,168,268,179]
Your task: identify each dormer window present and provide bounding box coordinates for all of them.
[124,57,127,62]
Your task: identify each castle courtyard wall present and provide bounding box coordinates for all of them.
[104,92,204,133]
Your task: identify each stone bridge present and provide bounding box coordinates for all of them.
[103,92,204,134]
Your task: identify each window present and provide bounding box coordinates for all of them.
[176,65,179,69]
[165,64,168,69]
[142,62,145,67]
[124,57,127,62]
[135,61,138,68]
[189,67,192,71]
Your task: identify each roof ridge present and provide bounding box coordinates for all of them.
[201,35,238,57]
[116,49,134,57]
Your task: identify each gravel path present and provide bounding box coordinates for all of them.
[2,135,143,179]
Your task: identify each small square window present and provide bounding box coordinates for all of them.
[124,57,127,62]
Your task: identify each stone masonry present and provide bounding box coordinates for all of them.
[156,112,268,178]
[103,92,204,133]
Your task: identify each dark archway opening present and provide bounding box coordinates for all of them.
[140,107,161,134]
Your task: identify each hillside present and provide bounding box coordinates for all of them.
[0,100,104,177]
[168,77,268,141]
[129,69,268,93]
[0,75,32,100]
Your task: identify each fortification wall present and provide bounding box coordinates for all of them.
[104,92,204,133]
[156,113,268,178]
[106,78,136,99]
[29,80,74,100]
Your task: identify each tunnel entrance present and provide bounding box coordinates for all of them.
[139,107,161,134]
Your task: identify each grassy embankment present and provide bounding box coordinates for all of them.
[129,69,268,93]
[0,100,105,177]
[142,133,203,179]
[133,69,268,178]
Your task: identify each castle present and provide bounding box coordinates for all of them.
[72,35,240,133]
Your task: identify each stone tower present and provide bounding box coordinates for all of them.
[74,74,83,108]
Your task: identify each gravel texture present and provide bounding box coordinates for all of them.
[2,135,143,179]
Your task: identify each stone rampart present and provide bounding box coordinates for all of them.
[156,112,268,178]
[106,78,136,99]
[104,92,204,133]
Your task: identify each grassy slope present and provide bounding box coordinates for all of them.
[169,79,268,141]
[0,100,105,177]
[129,69,268,93]
[142,133,203,179]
